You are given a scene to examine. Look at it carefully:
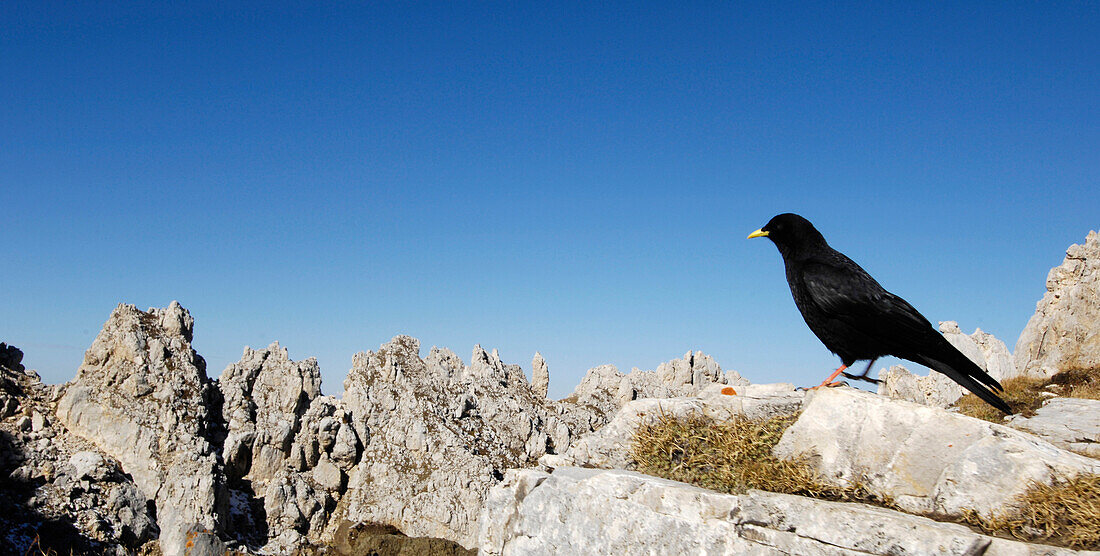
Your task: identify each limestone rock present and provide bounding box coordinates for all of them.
[543,384,804,470]
[773,387,1100,519]
[54,302,226,555]
[1,344,157,554]
[879,323,1019,408]
[1016,231,1100,378]
[479,467,1074,555]
[567,350,749,416]
[876,364,965,408]
[531,352,549,398]
[1007,397,1100,458]
[335,336,601,549]
[217,342,322,489]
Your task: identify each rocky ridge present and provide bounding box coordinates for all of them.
[2,304,740,554]
[1016,231,1100,378]
[2,230,1098,554]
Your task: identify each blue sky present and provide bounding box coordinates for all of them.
[2,2,1097,397]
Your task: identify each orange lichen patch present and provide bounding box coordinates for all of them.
[721,386,737,395]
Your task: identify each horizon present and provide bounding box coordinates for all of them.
[3,3,1098,398]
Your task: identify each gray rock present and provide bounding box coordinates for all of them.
[531,352,549,398]
[877,364,966,408]
[1008,397,1100,458]
[879,323,1019,408]
[182,526,226,556]
[217,341,322,490]
[479,467,1076,555]
[54,302,226,556]
[566,350,750,417]
[334,336,602,549]
[1016,231,1100,378]
[69,451,107,481]
[773,387,1100,519]
[543,384,804,470]
[312,457,343,491]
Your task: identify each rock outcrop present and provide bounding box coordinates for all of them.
[1016,231,1100,378]
[54,303,227,556]
[1007,397,1100,458]
[567,350,749,417]
[215,342,345,551]
[1,344,158,555]
[773,387,1100,519]
[334,337,601,549]
[479,467,1077,555]
[531,352,549,398]
[542,383,803,471]
[878,322,1018,408]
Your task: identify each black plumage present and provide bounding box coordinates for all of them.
[749,213,1011,413]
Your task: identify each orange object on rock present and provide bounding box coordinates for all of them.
[721,386,737,395]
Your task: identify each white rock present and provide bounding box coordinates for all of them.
[312,458,343,491]
[773,387,1100,518]
[545,387,804,470]
[55,302,226,556]
[337,335,603,549]
[479,467,1076,555]
[1016,231,1100,379]
[531,352,549,398]
[69,451,106,481]
[217,342,323,490]
[1008,397,1100,458]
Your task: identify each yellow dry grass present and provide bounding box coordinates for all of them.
[953,366,1100,422]
[631,412,886,503]
[963,474,1100,550]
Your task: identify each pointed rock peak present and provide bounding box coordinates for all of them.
[938,321,962,334]
[532,352,549,398]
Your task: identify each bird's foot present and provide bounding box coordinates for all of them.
[801,380,845,391]
[841,371,883,385]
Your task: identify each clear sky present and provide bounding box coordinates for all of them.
[2,2,1097,398]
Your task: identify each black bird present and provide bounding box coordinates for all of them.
[748,213,1011,413]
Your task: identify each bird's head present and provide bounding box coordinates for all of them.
[747,213,827,258]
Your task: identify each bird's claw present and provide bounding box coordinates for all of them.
[841,372,883,385]
[801,381,845,391]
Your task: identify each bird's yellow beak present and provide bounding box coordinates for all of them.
[747,229,769,239]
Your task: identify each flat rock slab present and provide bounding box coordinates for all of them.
[541,384,804,470]
[773,388,1100,517]
[479,467,1087,555]
[1008,397,1100,458]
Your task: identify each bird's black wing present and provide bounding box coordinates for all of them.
[800,255,1010,413]
[800,256,934,355]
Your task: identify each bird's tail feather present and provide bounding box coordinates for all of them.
[916,354,1011,414]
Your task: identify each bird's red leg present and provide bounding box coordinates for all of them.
[809,364,847,389]
[841,359,882,384]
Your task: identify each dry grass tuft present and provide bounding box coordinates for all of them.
[1049,367,1100,400]
[953,376,1049,421]
[953,366,1100,421]
[631,412,887,504]
[963,474,1100,550]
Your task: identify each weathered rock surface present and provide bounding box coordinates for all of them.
[334,337,601,549]
[1016,231,1100,379]
[215,342,349,552]
[531,352,548,399]
[54,302,226,556]
[1007,397,1100,458]
[542,383,803,470]
[219,342,323,490]
[1,344,157,555]
[774,387,1100,518]
[479,467,1079,555]
[567,350,749,417]
[878,322,1018,408]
